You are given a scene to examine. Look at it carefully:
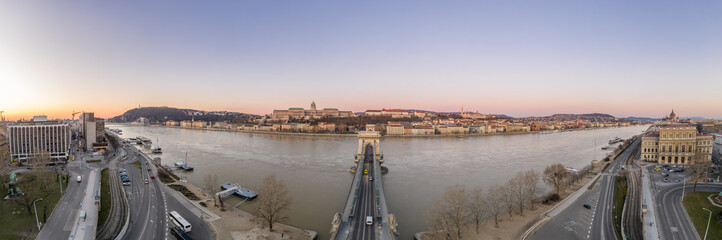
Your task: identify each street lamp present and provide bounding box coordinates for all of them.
[34,198,44,231]
[702,208,712,240]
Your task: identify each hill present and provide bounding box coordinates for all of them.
[109,106,258,123]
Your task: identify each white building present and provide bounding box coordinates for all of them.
[7,123,71,161]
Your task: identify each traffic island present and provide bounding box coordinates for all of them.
[683,192,722,239]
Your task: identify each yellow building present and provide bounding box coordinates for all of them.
[641,124,714,165]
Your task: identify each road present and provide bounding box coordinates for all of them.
[531,136,641,240]
[37,149,91,239]
[655,183,722,240]
[122,144,168,240]
[123,142,214,240]
[351,144,377,240]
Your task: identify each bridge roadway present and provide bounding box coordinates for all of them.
[334,144,394,240]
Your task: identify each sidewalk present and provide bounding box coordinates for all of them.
[641,164,660,240]
[68,168,100,240]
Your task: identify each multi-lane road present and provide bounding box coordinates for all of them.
[532,137,641,240]
[655,183,722,240]
[351,145,378,240]
[123,142,213,240]
[36,156,91,239]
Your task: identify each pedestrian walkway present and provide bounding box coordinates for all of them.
[167,188,221,221]
[641,164,660,240]
[68,169,100,240]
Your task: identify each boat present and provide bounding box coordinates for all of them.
[151,137,162,154]
[152,147,162,154]
[609,137,623,144]
[601,146,611,150]
[175,153,194,171]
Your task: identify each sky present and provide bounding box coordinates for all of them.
[1,1,721,120]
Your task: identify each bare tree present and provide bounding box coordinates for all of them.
[690,163,709,191]
[254,174,292,232]
[426,184,469,240]
[501,183,515,220]
[523,169,541,210]
[486,184,505,227]
[0,147,10,190]
[203,174,220,207]
[543,163,568,195]
[467,186,485,234]
[33,148,52,190]
[509,172,527,216]
[15,172,50,215]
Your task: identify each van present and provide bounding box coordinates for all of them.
[79,210,87,222]
[77,176,82,183]
[366,216,373,225]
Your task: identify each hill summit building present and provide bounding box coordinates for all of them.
[271,101,354,120]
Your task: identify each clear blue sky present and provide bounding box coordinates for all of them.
[1,1,721,119]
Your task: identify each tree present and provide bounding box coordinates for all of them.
[255,174,292,232]
[426,184,469,240]
[33,148,52,190]
[543,163,568,195]
[15,172,50,215]
[203,174,219,207]
[690,163,709,191]
[501,183,515,220]
[486,184,505,227]
[0,147,10,190]
[467,187,485,234]
[508,172,527,216]
[523,169,541,210]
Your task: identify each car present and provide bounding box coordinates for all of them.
[675,179,681,183]
[664,178,669,182]
[148,168,151,172]
[583,204,591,209]
[145,179,149,184]
[366,216,373,225]
[369,177,374,181]
[122,182,131,186]
[364,169,368,175]
[150,175,155,179]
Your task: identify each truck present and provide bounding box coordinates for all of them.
[77,175,82,183]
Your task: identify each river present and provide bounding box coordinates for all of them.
[108,124,648,239]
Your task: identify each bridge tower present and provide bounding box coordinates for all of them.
[356,131,382,163]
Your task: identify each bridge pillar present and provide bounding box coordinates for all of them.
[357,131,382,163]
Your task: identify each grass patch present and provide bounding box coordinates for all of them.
[613,176,627,240]
[131,160,141,169]
[588,176,600,190]
[0,171,66,240]
[97,168,110,229]
[168,184,200,200]
[683,191,722,239]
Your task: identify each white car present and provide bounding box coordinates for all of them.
[366,216,373,225]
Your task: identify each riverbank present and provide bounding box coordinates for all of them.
[165,179,318,240]
[115,122,642,139]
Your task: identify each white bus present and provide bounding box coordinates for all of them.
[169,211,192,232]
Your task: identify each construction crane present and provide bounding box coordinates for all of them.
[71,111,81,121]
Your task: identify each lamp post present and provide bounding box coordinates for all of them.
[702,208,712,240]
[34,198,44,231]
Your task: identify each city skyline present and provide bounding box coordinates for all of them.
[2,1,721,120]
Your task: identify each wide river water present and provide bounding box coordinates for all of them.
[109,124,648,239]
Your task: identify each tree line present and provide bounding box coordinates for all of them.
[425,163,592,240]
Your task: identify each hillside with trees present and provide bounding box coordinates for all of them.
[109,106,258,123]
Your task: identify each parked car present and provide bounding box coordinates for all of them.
[583,204,591,209]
